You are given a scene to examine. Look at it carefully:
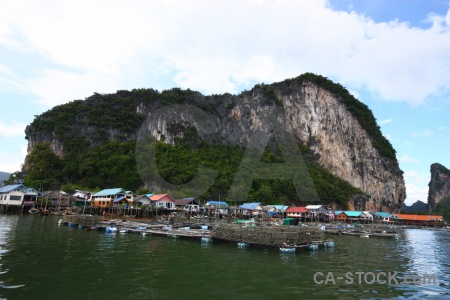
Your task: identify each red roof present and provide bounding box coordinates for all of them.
[149,194,174,202]
[395,214,444,222]
[286,207,307,213]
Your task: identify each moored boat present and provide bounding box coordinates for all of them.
[29,208,40,214]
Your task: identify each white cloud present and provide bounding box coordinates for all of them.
[0,0,449,107]
[0,147,25,173]
[399,155,419,163]
[438,126,446,130]
[379,119,393,125]
[411,129,432,137]
[0,120,27,138]
[404,170,430,205]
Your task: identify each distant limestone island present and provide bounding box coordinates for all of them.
[400,163,450,219]
[427,163,450,220]
[401,201,427,214]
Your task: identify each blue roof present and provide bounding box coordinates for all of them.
[239,202,262,210]
[145,194,154,198]
[375,212,393,218]
[92,188,124,197]
[268,205,289,212]
[113,196,125,202]
[207,200,229,206]
[337,211,363,217]
[0,184,23,193]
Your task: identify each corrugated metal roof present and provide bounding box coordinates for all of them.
[207,200,229,206]
[92,188,124,197]
[337,211,363,217]
[239,202,262,210]
[113,196,125,202]
[266,205,289,212]
[395,214,444,221]
[0,184,23,193]
[286,207,307,213]
[305,205,323,209]
[375,212,393,218]
[150,194,174,201]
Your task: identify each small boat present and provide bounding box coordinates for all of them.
[234,218,255,224]
[280,247,296,253]
[360,234,370,238]
[119,229,129,234]
[29,208,40,214]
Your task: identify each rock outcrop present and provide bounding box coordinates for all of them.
[428,163,450,211]
[24,73,406,211]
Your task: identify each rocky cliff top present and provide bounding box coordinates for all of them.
[428,163,450,211]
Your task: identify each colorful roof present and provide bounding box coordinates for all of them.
[92,188,124,197]
[207,200,229,206]
[375,212,394,218]
[286,207,307,213]
[150,194,174,201]
[0,184,23,193]
[239,202,262,210]
[395,214,444,222]
[267,205,289,212]
[113,196,126,202]
[337,211,363,218]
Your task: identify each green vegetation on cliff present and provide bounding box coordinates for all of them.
[26,136,362,208]
[24,74,392,207]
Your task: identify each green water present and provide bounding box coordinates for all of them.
[0,215,449,299]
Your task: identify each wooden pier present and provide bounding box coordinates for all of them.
[324,229,400,239]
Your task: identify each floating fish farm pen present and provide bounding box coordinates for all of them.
[62,215,103,227]
[211,223,328,248]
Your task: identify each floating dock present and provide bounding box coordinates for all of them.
[61,215,333,251]
[211,223,332,250]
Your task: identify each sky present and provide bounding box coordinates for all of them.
[0,0,449,205]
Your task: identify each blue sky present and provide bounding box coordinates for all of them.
[0,0,449,205]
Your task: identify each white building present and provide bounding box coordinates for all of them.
[0,184,39,207]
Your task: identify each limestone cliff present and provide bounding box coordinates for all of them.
[24,73,405,211]
[428,163,450,211]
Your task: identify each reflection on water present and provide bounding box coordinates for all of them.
[0,215,450,299]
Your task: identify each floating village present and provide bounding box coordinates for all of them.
[0,184,446,253]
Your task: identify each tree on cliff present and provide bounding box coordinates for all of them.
[24,142,63,190]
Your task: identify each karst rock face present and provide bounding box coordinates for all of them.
[24,74,405,211]
[428,163,450,212]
